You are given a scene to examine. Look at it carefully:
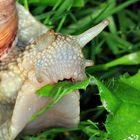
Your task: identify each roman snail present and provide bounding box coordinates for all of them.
[0,0,109,139]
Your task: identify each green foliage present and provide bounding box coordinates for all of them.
[23,120,107,140]
[23,0,84,7]
[96,71,140,139]
[18,0,140,139]
[87,51,140,73]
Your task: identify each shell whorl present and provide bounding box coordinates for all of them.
[0,0,17,60]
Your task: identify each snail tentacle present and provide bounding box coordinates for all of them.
[75,19,109,47]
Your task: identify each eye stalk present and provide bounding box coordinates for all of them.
[75,19,109,47]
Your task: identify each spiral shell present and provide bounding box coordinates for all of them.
[0,0,17,60]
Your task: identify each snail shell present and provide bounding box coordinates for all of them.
[0,0,17,60]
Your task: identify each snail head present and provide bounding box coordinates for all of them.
[20,19,109,85]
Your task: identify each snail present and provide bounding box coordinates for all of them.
[0,0,109,139]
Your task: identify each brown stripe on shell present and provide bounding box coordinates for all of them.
[0,0,18,60]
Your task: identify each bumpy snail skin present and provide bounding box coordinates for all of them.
[0,0,17,60]
[0,1,109,140]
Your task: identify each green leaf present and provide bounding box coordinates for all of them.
[106,104,140,140]
[36,81,72,97]
[73,0,84,7]
[95,71,140,139]
[109,72,140,105]
[27,0,84,7]
[36,78,90,97]
[95,78,120,113]
[87,51,140,73]
[23,0,29,10]
[80,120,107,139]
[30,78,91,122]
[51,0,73,21]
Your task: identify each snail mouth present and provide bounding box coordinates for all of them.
[58,78,74,84]
[46,72,87,86]
[38,61,88,86]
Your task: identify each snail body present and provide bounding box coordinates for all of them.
[0,0,109,139]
